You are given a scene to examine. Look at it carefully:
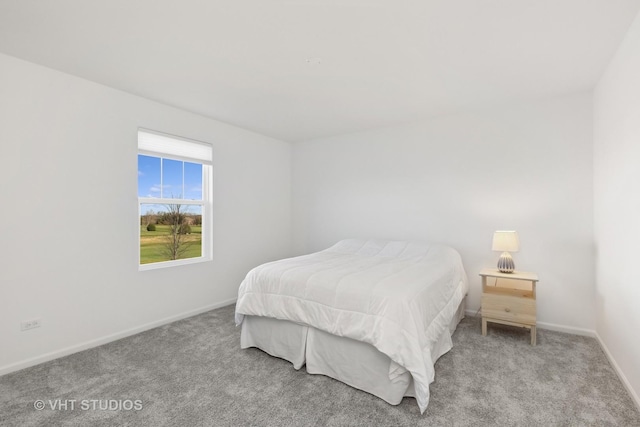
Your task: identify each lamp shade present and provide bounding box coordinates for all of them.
[492,231,519,252]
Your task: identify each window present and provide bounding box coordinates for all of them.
[138,129,212,269]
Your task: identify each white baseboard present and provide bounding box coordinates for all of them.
[464,308,482,318]
[595,332,640,412]
[535,320,596,337]
[464,309,595,337]
[0,298,237,377]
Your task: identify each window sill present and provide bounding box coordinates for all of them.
[139,256,211,271]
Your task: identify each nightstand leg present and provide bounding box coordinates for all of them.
[531,325,536,346]
[482,318,487,336]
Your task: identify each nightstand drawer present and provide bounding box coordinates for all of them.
[481,293,536,325]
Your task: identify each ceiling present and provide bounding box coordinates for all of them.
[1,1,639,142]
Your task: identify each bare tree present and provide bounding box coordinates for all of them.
[161,203,193,260]
[142,208,155,227]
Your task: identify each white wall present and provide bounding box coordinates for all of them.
[293,93,595,331]
[594,9,640,406]
[0,53,292,373]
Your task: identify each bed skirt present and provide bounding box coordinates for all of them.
[240,298,466,406]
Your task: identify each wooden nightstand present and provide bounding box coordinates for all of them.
[479,268,539,345]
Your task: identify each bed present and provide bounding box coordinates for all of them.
[235,238,468,413]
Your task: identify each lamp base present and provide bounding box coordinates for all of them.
[497,252,515,273]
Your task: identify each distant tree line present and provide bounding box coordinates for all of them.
[141,211,202,227]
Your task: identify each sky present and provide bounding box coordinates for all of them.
[138,155,203,215]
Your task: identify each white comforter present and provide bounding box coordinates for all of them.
[235,238,468,413]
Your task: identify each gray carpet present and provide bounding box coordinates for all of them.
[1,304,639,427]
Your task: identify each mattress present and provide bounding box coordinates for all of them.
[236,238,468,413]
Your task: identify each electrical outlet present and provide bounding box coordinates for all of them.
[20,318,41,331]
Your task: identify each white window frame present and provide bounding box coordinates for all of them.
[138,128,213,271]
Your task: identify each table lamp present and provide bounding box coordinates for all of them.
[492,230,519,273]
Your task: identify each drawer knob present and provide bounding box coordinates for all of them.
[505,308,511,312]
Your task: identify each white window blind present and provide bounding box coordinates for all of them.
[138,129,212,164]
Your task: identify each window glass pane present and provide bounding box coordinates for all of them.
[140,203,202,264]
[138,155,161,197]
[162,158,183,199]
[184,162,203,200]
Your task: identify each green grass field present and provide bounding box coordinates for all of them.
[140,224,202,264]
